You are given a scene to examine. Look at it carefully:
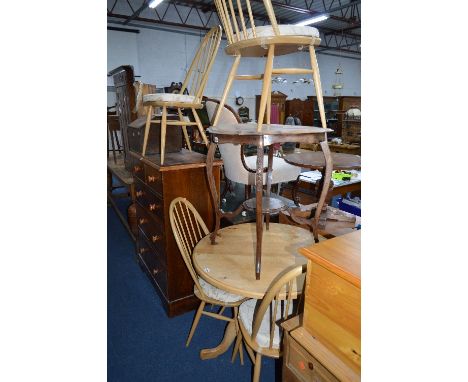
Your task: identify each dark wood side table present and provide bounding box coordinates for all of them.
[283,150,360,231]
[129,149,222,317]
[205,123,333,279]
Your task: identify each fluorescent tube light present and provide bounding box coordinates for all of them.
[295,14,329,26]
[148,0,164,8]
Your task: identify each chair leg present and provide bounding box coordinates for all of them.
[266,81,272,124]
[219,306,226,316]
[186,301,205,347]
[160,106,167,165]
[253,353,262,382]
[232,329,244,365]
[309,46,327,129]
[178,109,192,151]
[191,108,209,146]
[257,44,275,131]
[212,54,241,126]
[142,105,153,156]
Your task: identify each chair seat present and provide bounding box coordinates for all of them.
[198,277,244,303]
[143,93,197,104]
[236,24,319,41]
[239,298,293,349]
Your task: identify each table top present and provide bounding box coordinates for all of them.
[284,150,361,170]
[299,230,361,288]
[192,223,315,299]
[207,123,332,136]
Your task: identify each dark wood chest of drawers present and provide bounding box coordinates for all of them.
[129,149,221,317]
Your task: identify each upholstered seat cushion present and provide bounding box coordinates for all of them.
[237,24,319,40]
[197,277,244,303]
[143,93,197,104]
[238,298,294,349]
[244,155,301,185]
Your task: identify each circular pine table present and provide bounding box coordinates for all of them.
[192,222,314,360]
[193,223,312,299]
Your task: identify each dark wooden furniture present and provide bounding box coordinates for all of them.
[255,91,287,124]
[328,143,361,155]
[130,149,222,317]
[108,65,138,171]
[205,123,333,279]
[107,154,136,242]
[283,150,361,208]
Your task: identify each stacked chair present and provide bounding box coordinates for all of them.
[212,0,327,131]
[142,26,222,164]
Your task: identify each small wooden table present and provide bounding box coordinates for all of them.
[192,222,315,359]
[206,123,333,279]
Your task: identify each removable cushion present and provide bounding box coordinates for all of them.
[143,93,196,104]
[237,24,319,40]
[198,277,244,303]
[239,298,294,349]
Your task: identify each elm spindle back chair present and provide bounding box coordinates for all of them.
[169,197,247,350]
[234,264,306,382]
[142,26,222,164]
[212,0,326,131]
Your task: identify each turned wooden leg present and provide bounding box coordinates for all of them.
[142,105,153,156]
[309,46,326,129]
[255,140,264,279]
[257,45,275,131]
[178,109,192,151]
[313,141,333,241]
[265,145,274,230]
[192,108,209,146]
[160,106,167,165]
[212,55,241,126]
[206,142,220,244]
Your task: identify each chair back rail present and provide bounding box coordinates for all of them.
[180,26,222,101]
[251,264,306,349]
[214,0,280,44]
[169,197,210,299]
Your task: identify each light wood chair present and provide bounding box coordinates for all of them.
[212,0,326,132]
[234,264,306,382]
[142,26,222,164]
[169,197,247,353]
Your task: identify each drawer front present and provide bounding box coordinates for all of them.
[137,232,167,294]
[286,336,338,382]
[144,164,163,195]
[134,178,164,223]
[132,162,145,182]
[136,202,165,256]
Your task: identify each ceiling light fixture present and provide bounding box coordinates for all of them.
[295,14,329,26]
[148,0,164,8]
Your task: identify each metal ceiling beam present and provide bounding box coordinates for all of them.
[123,0,149,25]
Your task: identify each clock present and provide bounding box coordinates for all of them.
[235,96,244,106]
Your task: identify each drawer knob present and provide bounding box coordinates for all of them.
[139,247,148,254]
[147,175,158,182]
[139,218,147,225]
[308,362,314,370]
[136,190,143,197]
[153,268,160,275]
[149,203,160,211]
[152,235,162,243]
[134,165,142,172]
